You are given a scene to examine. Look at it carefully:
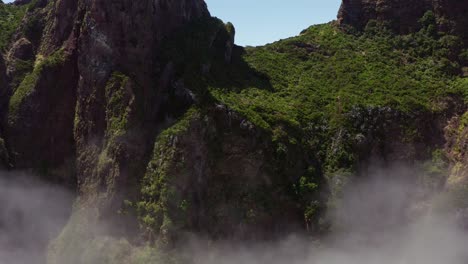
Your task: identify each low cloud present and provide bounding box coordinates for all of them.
[2,164,468,264]
[177,164,468,264]
[0,171,73,264]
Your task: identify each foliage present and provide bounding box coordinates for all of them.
[421,149,449,190]
[205,20,467,171]
[460,111,468,132]
[8,49,66,122]
[294,167,320,224]
[10,59,34,89]
[105,72,131,134]
[137,108,199,241]
[134,13,468,242]
[0,2,27,51]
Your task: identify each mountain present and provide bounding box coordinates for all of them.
[0,0,466,263]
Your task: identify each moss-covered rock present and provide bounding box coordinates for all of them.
[6,48,77,184]
[137,105,324,244]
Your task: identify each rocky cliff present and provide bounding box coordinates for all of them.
[0,0,232,261]
[2,0,298,261]
[0,0,467,263]
[6,0,210,181]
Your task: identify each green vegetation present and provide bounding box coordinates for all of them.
[10,59,34,89]
[105,72,131,134]
[210,22,465,127]
[8,49,66,123]
[137,108,199,242]
[460,111,468,132]
[421,149,449,190]
[0,2,463,262]
[0,3,27,51]
[136,14,468,242]
[205,19,467,172]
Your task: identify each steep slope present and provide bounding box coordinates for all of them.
[0,0,233,262]
[0,0,466,263]
[0,1,28,169]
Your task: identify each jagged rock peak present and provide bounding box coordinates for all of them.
[3,0,213,177]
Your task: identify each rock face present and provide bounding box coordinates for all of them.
[0,55,8,169]
[2,0,242,258]
[5,0,211,179]
[338,0,468,43]
[445,111,468,219]
[7,49,78,182]
[0,0,466,262]
[8,38,34,61]
[138,106,310,243]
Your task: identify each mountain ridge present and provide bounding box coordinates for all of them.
[0,0,466,263]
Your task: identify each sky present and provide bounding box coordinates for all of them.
[205,0,342,46]
[3,0,342,46]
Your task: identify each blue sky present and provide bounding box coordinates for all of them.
[205,0,342,46]
[3,0,342,46]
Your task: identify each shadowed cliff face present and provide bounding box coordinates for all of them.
[338,0,468,43]
[2,0,216,246]
[4,0,211,195]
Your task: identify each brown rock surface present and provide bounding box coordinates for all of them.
[5,0,210,175]
[4,0,215,237]
[8,38,34,61]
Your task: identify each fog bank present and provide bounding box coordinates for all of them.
[177,165,468,264]
[2,164,468,264]
[0,172,73,264]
